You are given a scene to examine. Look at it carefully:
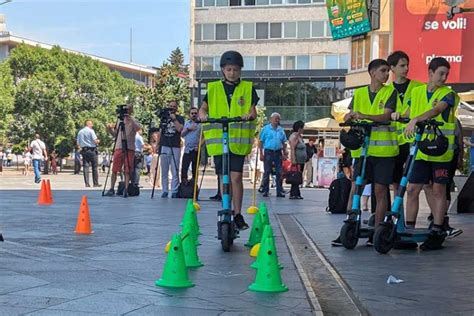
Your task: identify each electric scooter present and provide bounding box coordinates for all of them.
[374,119,445,254]
[205,116,251,252]
[339,120,391,249]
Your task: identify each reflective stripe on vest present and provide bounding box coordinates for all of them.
[369,140,398,147]
[350,85,399,158]
[203,80,255,156]
[409,84,459,162]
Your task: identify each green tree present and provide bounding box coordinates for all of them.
[6,44,148,151]
[0,62,15,145]
[168,47,184,68]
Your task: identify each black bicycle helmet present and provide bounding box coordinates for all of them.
[340,128,364,150]
[418,125,449,157]
[220,51,244,68]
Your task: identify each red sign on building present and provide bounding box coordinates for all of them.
[393,0,474,84]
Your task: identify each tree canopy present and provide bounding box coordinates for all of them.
[0,44,190,156]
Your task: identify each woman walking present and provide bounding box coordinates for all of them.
[289,120,306,199]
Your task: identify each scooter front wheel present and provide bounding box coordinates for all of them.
[340,221,359,249]
[221,222,232,252]
[374,224,395,254]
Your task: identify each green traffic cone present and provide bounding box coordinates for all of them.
[180,200,201,235]
[155,233,194,288]
[251,225,283,270]
[245,208,264,247]
[182,226,204,268]
[184,218,201,247]
[248,236,288,293]
[259,202,270,226]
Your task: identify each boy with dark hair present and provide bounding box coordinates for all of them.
[403,57,460,250]
[332,59,399,247]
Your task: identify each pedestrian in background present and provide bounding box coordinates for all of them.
[74,146,82,175]
[181,107,201,183]
[132,128,145,186]
[259,112,286,197]
[76,120,101,187]
[159,100,184,198]
[0,148,3,175]
[22,146,31,176]
[50,150,58,175]
[304,136,317,188]
[104,104,141,198]
[288,120,306,199]
[29,134,48,184]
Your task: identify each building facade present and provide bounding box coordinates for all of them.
[344,0,474,97]
[190,0,350,123]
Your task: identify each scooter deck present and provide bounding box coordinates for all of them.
[397,228,431,243]
[359,227,374,238]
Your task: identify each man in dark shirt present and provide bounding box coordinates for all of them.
[159,100,185,198]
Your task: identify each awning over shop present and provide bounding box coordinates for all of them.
[305,117,341,130]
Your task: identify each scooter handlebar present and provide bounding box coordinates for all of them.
[395,118,443,127]
[339,120,391,127]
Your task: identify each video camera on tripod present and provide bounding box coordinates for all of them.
[116,104,130,120]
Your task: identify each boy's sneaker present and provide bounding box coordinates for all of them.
[104,189,115,197]
[0,233,4,242]
[446,227,463,239]
[331,236,343,247]
[365,234,374,247]
[442,216,463,239]
[420,230,446,251]
[161,192,168,198]
[234,214,249,230]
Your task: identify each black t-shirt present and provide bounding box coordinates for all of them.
[159,115,185,148]
[305,143,316,162]
[203,80,260,107]
[393,80,411,103]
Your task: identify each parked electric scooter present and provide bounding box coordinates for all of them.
[374,119,445,254]
[339,120,391,249]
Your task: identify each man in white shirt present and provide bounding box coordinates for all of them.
[132,129,145,186]
[29,134,48,184]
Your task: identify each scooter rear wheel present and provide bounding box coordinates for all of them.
[340,221,359,249]
[374,224,395,254]
[221,222,232,252]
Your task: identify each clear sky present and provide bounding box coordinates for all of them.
[1,0,190,67]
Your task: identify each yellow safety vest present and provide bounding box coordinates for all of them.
[389,80,424,145]
[203,80,256,156]
[410,85,459,162]
[351,85,399,158]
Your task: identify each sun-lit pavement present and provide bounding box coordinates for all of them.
[1,169,473,315]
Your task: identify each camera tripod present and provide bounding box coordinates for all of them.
[102,116,132,197]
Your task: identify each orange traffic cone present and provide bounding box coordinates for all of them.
[37,180,51,205]
[45,179,54,204]
[75,196,93,234]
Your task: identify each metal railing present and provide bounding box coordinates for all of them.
[263,106,332,122]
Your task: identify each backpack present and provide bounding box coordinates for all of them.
[117,181,140,197]
[177,179,197,199]
[326,177,352,214]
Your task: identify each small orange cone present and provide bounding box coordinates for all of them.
[37,180,51,205]
[75,196,93,234]
[45,179,53,204]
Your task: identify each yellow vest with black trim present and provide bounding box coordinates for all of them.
[350,85,399,158]
[203,80,256,156]
[389,79,424,145]
[410,84,459,162]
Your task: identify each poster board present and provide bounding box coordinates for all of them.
[315,158,339,188]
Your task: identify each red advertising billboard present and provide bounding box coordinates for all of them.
[393,0,474,84]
